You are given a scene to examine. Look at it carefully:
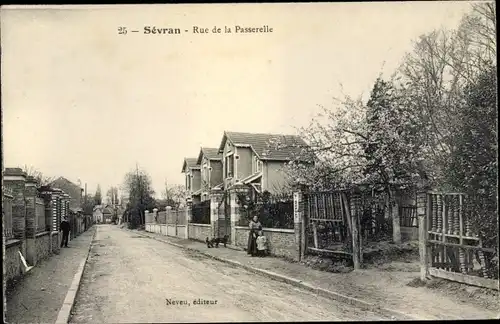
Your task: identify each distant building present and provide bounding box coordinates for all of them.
[103,205,114,223]
[93,205,104,223]
[49,177,84,212]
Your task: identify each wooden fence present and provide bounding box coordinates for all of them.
[400,206,418,227]
[304,190,361,268]
[422,192,498,290]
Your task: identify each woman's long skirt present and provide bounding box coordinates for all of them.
[247,231,257,256]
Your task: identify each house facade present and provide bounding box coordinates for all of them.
[217,131,308,198]
[196,147,223,201]
[181,158,202,203]
[49,177,84,211]
[93,205,104,223]
[103,205,114,223]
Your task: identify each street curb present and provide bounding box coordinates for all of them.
[129,229,415,320]
[55,227,97,324]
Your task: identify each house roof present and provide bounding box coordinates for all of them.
[102,206,114,214]
[181,158,200,173]
[196,147,222,164]
[49,177,84,191]
[217,131,309,161]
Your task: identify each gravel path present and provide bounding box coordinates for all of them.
[70,225,389,323]
[6,228,95,324]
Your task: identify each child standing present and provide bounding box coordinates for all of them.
[256,230,267,257]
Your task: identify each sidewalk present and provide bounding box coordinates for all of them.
[135,229,498,320]
[6,228,96,324]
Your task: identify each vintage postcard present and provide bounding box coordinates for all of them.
[1,2,498,323]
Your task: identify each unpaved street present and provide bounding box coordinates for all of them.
[70,225,389,323]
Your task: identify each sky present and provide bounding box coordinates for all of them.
[1,2,473,198]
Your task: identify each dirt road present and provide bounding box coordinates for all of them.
[70,225,390,323]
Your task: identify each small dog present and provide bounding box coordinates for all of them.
[206,235,229,248]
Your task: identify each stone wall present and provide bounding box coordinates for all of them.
[167,225,176,237]
[35,232,51,262]
[234,226,297,259]
[51,232,61,254]
[3,168,93,292]
[176,225,188,239]
[146,223,188,239]
[5,240,22,286]
[188,224,211,242]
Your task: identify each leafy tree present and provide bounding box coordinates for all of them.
[446,65,497,247]
[82,194,94,215]
[122,166,156,228]
[363,78,427,189]
[273,79,426,193]
[94,185,102,205]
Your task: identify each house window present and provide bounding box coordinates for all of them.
[253,156,262,173]
[225,154,234,178]
[187,174,192,191]
[202,163,208,182]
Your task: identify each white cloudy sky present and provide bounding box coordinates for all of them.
[1,2,473,197]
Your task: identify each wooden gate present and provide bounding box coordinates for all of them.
[424,192,498,289]
[304,190,360,264]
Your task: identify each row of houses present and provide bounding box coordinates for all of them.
[181,131,308,204]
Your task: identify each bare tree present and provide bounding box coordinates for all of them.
[161,184,188,209]
[21,164,55,186]
[106,186,119,205]
[397,2,496,187]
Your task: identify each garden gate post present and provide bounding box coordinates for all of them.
[392,189,401,244]
[293,190,305,262]
[417,191,429,281]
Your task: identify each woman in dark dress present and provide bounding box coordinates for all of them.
[247,215,262,256]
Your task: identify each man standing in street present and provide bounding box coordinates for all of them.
[60,216,71,248]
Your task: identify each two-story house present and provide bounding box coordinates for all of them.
[49,177,84,212]
[196,147,223,201]
[181,157,202,203]
[93,205,104,223]
[217,131,308,199]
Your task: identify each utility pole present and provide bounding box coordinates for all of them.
[136,162,143,225]
[165,179,169,202]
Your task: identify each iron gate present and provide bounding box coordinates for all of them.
[217,193,231,241]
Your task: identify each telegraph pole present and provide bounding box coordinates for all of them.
[165,179,169,202]
[136,163,143,225]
